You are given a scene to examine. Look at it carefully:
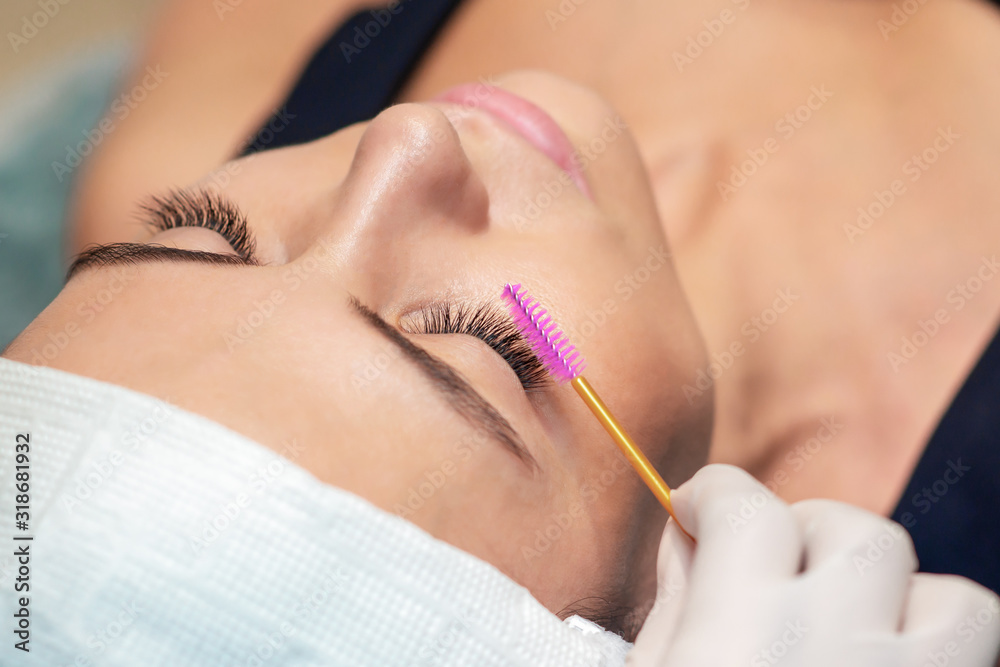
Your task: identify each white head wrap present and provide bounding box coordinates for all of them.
[0,357,631,666]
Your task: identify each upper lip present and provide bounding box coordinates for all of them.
[432,83,592,199]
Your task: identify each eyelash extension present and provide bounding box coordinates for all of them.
[403,302,550,392]
[139,188,259,262]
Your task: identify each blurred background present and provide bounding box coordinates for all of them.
[0,0,157,88]
[0,0,158,346]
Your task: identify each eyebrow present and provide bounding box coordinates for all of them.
[66,188,259,282]
[66,242,253,282]
[64,240,540,472]
[349,298,540,472]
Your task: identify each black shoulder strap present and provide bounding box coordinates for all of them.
[241,0,466,155]
[891,321,1000,595]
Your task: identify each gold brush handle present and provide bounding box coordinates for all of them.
[571,376,695,542]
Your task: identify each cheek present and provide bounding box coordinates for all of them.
[496,505,611,615]
[427,457,624,613]
[406,446,554,560]
[30,274,235,387]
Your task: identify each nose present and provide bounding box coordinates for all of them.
[331,104,490,259]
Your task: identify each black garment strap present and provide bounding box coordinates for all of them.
[240,0,465,155]
[891,323,1000,596]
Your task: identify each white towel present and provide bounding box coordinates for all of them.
[0,358,631,666]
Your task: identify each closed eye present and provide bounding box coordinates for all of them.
[140,188,260,263]
[401,302,550,392]
[136,191,546,391]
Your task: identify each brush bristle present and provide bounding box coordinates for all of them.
[501,283,586,384]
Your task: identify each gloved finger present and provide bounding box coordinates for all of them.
[668,465,802,604]
[900,573,1000,667]
[791,499,917,635]
[626,520,693,665]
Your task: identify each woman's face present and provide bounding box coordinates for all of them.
[9,72,710,620]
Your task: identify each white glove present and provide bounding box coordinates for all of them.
[627,464,1000,667]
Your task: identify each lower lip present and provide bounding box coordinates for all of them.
[432,83,592,199]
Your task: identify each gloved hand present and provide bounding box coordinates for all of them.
[627,464,1000,667]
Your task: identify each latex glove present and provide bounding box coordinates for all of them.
[627,464,1000,667]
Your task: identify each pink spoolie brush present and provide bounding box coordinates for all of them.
[502,283,694,541]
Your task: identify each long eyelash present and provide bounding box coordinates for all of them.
[404,303,550,392]
[139,188,259,262]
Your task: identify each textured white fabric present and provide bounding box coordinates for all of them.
[0,357,631,666]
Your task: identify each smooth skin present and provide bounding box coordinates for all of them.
[9,1,1000,652]
[68,0,1000,516]
[6,72,711,619]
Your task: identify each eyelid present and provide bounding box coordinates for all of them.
[400,301,550,392]
[415,331,530,391]
[147,225,243,257]
[352,297,539,471]
[139,187,260,263]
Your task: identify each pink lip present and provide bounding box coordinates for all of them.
[432,83,592,199]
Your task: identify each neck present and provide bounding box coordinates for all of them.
[637,0,1000,512]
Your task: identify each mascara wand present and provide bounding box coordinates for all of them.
[502,283,695,542]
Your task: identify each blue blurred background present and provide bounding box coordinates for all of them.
[0,0,157,348]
